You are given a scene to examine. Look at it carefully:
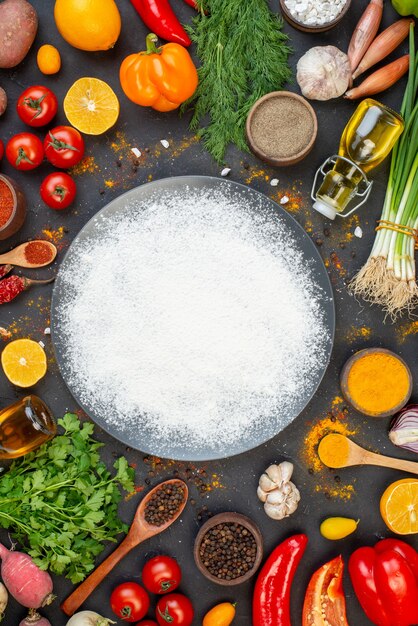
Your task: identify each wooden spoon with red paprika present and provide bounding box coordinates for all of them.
[0,240,57,268]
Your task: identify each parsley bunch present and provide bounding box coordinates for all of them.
[0,413,134,583]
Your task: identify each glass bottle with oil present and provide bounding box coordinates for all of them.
[0,395,56,459]
[312,99,404,220]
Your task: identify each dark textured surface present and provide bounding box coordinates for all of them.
[0,1,417,624]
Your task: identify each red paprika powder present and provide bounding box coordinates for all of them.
[0,179,14,228]
[24,241,54,265]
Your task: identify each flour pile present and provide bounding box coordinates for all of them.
[56,187,331,454]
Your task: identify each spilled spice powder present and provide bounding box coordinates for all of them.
[70,156,99,176]
[42,226,65,244]
[396,320,418,343]
[345,326,372,342]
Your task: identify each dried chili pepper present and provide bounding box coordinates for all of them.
[0,275,54,304]
[0,265,13,280]
[129,0,191,46]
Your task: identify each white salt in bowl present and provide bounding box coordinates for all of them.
[279,0,351,33]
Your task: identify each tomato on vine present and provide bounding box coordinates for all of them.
[156,594,194,626]
[110,582,150,623]
[6,133,44,170]
[17,86,58,127]
[142,556,182,595]
[44,125,85,168]
[40,172,77,210]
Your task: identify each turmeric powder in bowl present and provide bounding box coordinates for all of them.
[340,348,412,417]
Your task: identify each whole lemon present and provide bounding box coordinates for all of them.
[54,0,121,52]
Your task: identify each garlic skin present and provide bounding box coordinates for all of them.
[257,461,300,520]
[297,46,351,100]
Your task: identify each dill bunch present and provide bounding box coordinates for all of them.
[185,0,292,162]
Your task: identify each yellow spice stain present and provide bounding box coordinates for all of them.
[70,156,99,176]
[170,135,199,158]
[244,166,270,185]
[104,180,116,188]
[331,395,344,407]
[315,483,355,501]
[345,326,372,342]
[42,226,66,243]
[109,131,133,156]
[396,320,418,343]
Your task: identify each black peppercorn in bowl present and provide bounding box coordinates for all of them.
[194,512,263,586]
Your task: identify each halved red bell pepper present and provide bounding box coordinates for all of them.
[302,555,348,626]
[349,539,418,626]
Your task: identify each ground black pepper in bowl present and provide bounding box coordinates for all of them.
[194,512,263,585]
[246,91,317,167]
[144,481,186,527]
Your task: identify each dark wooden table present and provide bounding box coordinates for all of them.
[0,1,417,624]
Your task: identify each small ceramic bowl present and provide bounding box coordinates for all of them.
[194,512,263,586]
[246,91,317,167]
[279,0,352,33]
[340,348,413,418]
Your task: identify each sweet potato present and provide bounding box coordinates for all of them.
[0,87,6,116]
[0,0,38,69]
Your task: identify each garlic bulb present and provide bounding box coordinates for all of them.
[297,46,351,100]
[257,461,300,520]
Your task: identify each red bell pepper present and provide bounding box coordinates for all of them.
[253,534,308,626]
[349,539,418,626]
[182,0,199,8]
[302,555,348,626]
[129,0,191,47]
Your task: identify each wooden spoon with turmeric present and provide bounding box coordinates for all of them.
[318,433,418,474]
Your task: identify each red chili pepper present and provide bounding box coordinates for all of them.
[349,540,418,626]
[0,275,54,304]
[129,0,191,46]
[253,534,308,626]
[0,265,13,280]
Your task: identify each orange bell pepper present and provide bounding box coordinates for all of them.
[120,33,198,112]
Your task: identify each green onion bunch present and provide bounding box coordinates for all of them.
[351,24,418,318]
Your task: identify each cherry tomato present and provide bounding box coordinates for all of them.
[40,172,77,210]
[17,86,58,127]
[6,133,44,171]
[135,622,158,626]
[156,594,194,626]
[111,582,150,623]
[0,139,3,161]
[44,125,85,168]
[142,556,182,595]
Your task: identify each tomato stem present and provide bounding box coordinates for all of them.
[157,605,174,623]
[16,147,34,166]
[23,94,46,120]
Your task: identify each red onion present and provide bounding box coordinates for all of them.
[19,610,51,626]
[389,404,418,453]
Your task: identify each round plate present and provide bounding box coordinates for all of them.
[51,176,335,460]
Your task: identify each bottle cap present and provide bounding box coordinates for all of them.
[312,200,337,220]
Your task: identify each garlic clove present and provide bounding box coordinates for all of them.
[264,501,288,520]
[266,489,286,505]
[257,485,268,503]
[259,472,277,492]
[279,461,294,483]
[265,464,282,485]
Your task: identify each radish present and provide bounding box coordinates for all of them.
[66,611,116,626]
[0,581,7,620]
[19,610,51,626]
[0,542,54,608]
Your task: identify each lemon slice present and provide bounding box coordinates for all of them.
[380,478,418,535]
[1,339,47,387]
[64,77,119,135]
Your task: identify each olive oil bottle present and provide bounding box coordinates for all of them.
[313,99,404,220]
[0,395,56,459]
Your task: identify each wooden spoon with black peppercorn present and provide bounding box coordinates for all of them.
[61,479,188,616]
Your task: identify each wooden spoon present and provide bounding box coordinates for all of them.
[61,479,188,616]
[0,241,57,268]
[318,433,418,474]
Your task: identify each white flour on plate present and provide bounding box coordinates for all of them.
[56,188,330,451]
